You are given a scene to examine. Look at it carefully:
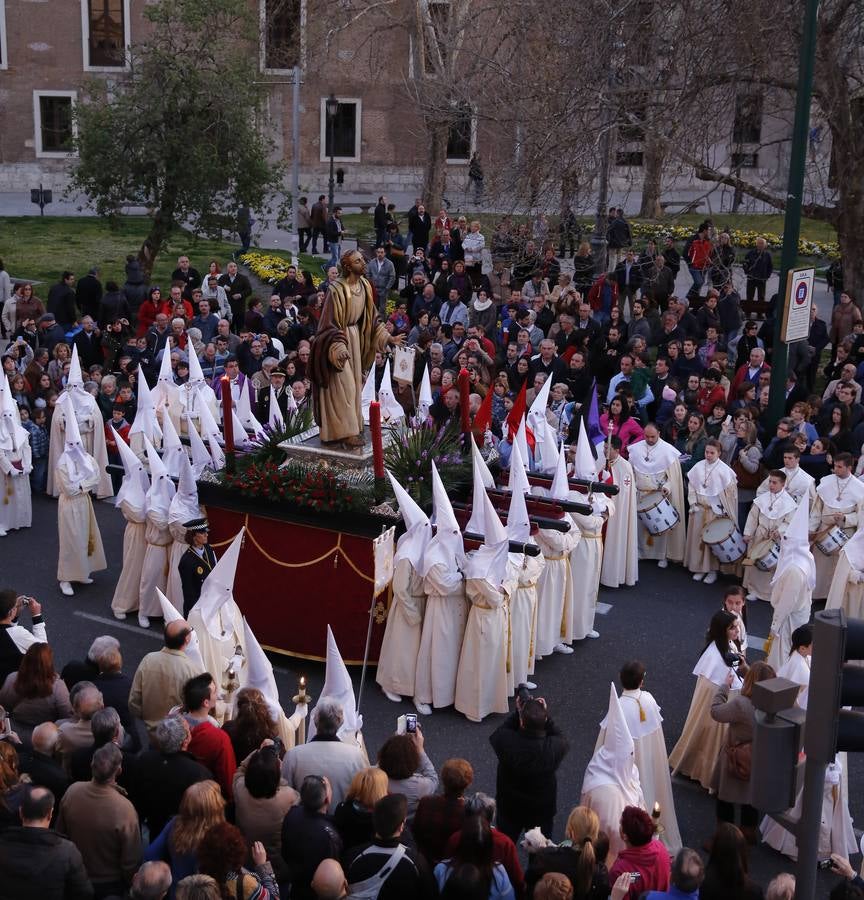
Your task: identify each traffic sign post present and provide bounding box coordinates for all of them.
[780,267,814,343]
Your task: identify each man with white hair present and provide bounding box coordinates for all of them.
[280,697,366,812]
[16,723,70,799]
[130,861,172,900]
[728,346,770,406]
[61,635,119,689]
[58,683,104,758]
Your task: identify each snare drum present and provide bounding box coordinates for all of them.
[816,526,850,556]
[637,491,680,535]
[751,539,781,572]
[702,517,747,563]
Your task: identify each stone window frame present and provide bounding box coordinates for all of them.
[319,97,362,163]
[259,0,306,75]
[80,0,131,73]
[0,0,8,71]
[446,102,476,165]
[33,90,78,159]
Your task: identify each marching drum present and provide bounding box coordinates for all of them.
[815,526,850,556]
[751,539,781,572]
[702,517,747,564]
[637,491,680,535]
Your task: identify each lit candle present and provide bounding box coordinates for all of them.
[220,375,235,471]
[458,367,471,434]
[369,401,385,480]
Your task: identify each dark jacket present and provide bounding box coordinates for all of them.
[73,330,103,370]
[344,836,435,900]
[129,749,213,837]
[16,748,71,800]
[489,711,569,823]
[333,799,376,853]
[98,291,131,330]
[47,282,78,327]
[525,844,609,900]
[743,248,773,282]
[76,275,103,321]
[0,826,93,900]
[281,806,343,900]
[606,217,631,249]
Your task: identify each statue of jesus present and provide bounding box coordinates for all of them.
[309,249,403,448]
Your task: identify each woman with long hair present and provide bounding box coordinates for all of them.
[46,343,70,391]
[0,643,72,740]
[11,283,45,328]
[525,805,610,900]
[660,402,689,446]
[700,823,764,900]
[599,396,644,459]
[144,780,227,896]
[222,688,278,762]
[333,766,389,851]
[827,404,854,454]
[508,355,531,393]
[676,412,708,475]
[434,815,516,899]
[198,821,279,900]
[669,611,747,791]
[0,741,24,830]
[137,286,163,337]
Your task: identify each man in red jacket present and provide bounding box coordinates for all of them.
[686,223,712,302]
[182,672,237,800]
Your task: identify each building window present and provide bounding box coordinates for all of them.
[319,98,361,162]
[615,151,644,167]
[33,92,77,157]
[0,0,7,70]
[81,0,130,70]
[446,104,475,162]
[422,1,449,73]
[261,0,301,72]
[732,94,763,145]
[731,151,759,169]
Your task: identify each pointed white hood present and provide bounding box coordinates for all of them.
[418,364,433,421]
[464,486,509,583]
[156,338,180,407]
[535,420,560,475]
[113,425,149,512]
[67,343,84,389]
[236,380,266,438]
[581,683,644,805]
[377,358,404,423]
[160,409,186,479]
[361,364,376,425]
[187,346,207,386]
[772,493,816,588]
[169,450,201,525]
[420,461,466,576]
[470,440,495,490]
[307,625,362,742]
[0,376,28,451]
[573,418,598,480]
[527,375,551,442]
[156,587,205,670]
[144,434,176,517]
[514,417,531,469]
[387,471,432,567]
[506,479,532,543]
[190,527,244,640]
[186,417,214,477]
[198,399,227,469]
[268,385,285,431]
[550,442,570,501]
[466,443,495,536]
[129,366,163,445]
[57,393,98,482]
[242,617,284,723]
[508,439,532,496]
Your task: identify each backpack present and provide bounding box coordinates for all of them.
[348,843,409,900]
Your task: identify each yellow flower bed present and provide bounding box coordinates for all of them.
[239,252,323,288]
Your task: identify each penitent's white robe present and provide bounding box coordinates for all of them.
[138,511,172,618]
[506,551,545,690]
[110,500,147,615]
[415,563,466,709]
[376,558,426,698]
[767,566,812,671]
[188,598,246,706]
[56,465,107,583]
[826,548,864,621]
[569,508,608,641]
[0,444,32,531]
[165,521,189,615]
[600,456,638,588]
[48,397,113,499]
[534,524,577,656]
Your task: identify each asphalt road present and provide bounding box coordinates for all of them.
[5,492,859,892]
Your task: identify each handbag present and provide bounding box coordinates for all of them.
[732,449,764,490]
[725,740,752,780]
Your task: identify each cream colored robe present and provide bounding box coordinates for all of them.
[569,509,607,641]
[534,525,577,657]
[600,456,639,588]
[56,465,107,583]
[767,566,812,670]
[633,466,686,562]
[579,782,640,865]
[187,597,246,715]
[415,563,466,708]
[165,521,189,614]
[454,574,515,722]
[810,490,864,600]
[0,444,32,530]
[48,398,113,499]
[742,501,794,601]
[376,558,426,698]
[826,548,864,620]
[506,551,545,691]
[684,482,738,575]
[110,500,147,615]
[138,513,172,618]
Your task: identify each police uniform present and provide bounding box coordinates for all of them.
[178,518,217,616]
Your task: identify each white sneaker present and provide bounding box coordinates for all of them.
[138,615,150,628]
[692,572,704,582]
[0,529,7,538]
[703,572,718,585]
[59,581,74,596]
[586,630,600,639]
[657,559,668,569]
[521,681,538,690]
[413,700,432,716]
[80,578,94,585]
[554,643,574,655]
[383,690,402,703]
[746,592,758,602]
[113,610,127,621]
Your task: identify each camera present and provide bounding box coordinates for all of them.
[817,859,835,871]
[517,684,534,704]
[270,737,284,757]
[723,651,741,668]
[17,596,31,607]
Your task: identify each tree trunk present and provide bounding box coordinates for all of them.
[422,120,449,212]
[639,139,665,219]
[836,191,864,302]
[137,201,176,279]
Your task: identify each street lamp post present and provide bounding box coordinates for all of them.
[326,93,338,213]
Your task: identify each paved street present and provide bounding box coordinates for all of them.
[3,492,857,890]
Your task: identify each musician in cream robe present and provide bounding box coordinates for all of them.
[684,439,738,584]
[595,662,682,854]
[56,394,107,596]
[377,473,432,710]
[668,610,744,790]
[628,425,686,567]
[581,684,646,864]
[809,453,864,599]
[756,447,815,506]
[600,437,638,589]
[0,379,32,532]
[534,448,578,658]
[137,437,176,628]
[48,346,113,499]
[767,496,815,671]
[455,487,516,722]
[415,463,467,713]
[110,429,150,619]
[826,528,864,620]
[742,471,796,602]
[166,452,202,614]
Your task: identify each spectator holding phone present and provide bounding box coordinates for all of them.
[377,726,438,823]
[0,589,46,685]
